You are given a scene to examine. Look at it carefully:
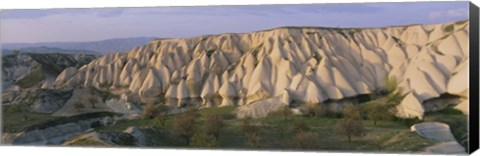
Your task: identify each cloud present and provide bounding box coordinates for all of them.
[446,8,468,18]
[428,8,468,21]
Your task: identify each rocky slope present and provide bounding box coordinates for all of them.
[2,53,96,91]
[51,20,470,119]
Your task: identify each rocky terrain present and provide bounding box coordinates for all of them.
[1,20,469,153]
[411,122,466,154]
[2,52,96,91]
[49,20,469,119]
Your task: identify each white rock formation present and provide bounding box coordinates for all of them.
[52,21,469,118]
[396,92,425,119]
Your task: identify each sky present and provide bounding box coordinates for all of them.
[0,1,469,43]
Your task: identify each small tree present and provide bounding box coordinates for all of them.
[155,105,170,127]
[334,117,365,142]
[241,118,255,133]
[305,104,325,117]
[385,92,404,110]
[141,102,157,119]
[366,103,389,126]
[74,101,85,111]
[335,105,365,142]
[294,131,319,149]
[99,82,113,92]
[241,118,262,148]
[190,132,219,148]
[204,114,225,141]
[88,97,98,108]
[342,105,362,120]
[366,92,404,125]
[292,119,310,133]
[173,112,198,145]
[245,130,262,148]
[280,106,293,121]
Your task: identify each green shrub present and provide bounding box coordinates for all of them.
[89,87,119,102]
[455,20,468,25]
[383,76,399,93]
[392,117,423,126]
[141,103,157,119]
[241,118,262,148]
[335,105,366,142]
[190,132,219,148]
[343,105,362,120]
[334,117,366,142]
[444,24,454,33]
[293,131,319,149]
[279,106,293,121]
[173,111,198,145]
[292,119,310,133]
[365,102,392,126]
[204,114,225,141]
[304,104,326,117]
[437,107,463,115]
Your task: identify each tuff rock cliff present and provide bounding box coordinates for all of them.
[51,20,470,119]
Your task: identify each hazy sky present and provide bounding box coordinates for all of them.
[0,1,469,43]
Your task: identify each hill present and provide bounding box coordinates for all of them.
[3,37,155,54]
[51,20,469,119]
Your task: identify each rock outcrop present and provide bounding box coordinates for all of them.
[2,53,96,91]
[52,20,470,118]
[411,122,466,154]
[5,117,106,145]
[123,126,147,146]
[2,89,73,113]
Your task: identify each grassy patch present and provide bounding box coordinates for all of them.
[379,131,436,152]
[2,109,56,133]
[198,106,237,120]
[93,105,436,152]
[15,68,45,88]
[2,105,118,133]
[437,107,464,115]
[98,118,163,132]
[4,88,440,153]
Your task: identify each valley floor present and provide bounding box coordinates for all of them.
[2,99,468,154]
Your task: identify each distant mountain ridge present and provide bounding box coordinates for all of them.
[3,37,155,54]
[2,46,99,56]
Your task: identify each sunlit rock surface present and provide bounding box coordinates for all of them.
[52,21,469,118]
